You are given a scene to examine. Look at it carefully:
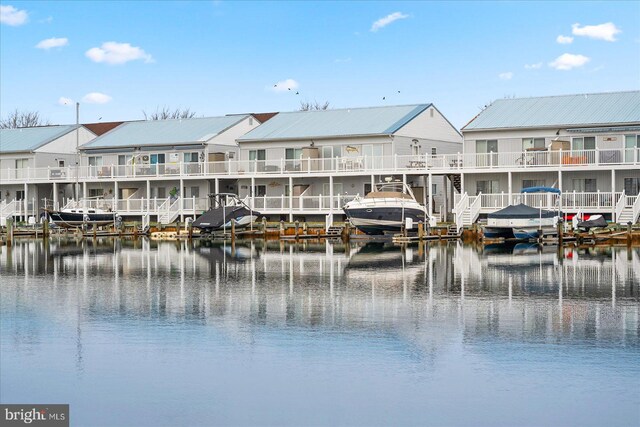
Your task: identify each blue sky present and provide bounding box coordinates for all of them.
[1,1,639,129]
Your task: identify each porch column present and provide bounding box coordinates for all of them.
[370,174,375,193]
[611,169,616,220]
[461,172,465,195]
[508,171,512,204]
[83,182,87,209]
[53,182,58,210]
[328,175,334,226]
[428,173,433,215]
[214,178,219,194]
[443,176,448,221]
[24,183,28,221]
[146,180,151,214]
[179,178,184,222]
[251,177,255,210]
[206,180,211,210]
[288,176,293,222]
[402,173,406,191]
[558,170,563,217]
[114,181,119,212]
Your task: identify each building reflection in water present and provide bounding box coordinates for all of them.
[2,238,638,352]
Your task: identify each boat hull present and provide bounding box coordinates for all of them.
[47,210,117,227]
[344,206,427,235]
[513,226,558,240]
[483,227,515,239]
[193,206,260,232]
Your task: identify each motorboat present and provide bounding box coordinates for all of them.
[483,187,562,240]
[343,180,436,235]
[192,193,260,234]
[44,206,119,228]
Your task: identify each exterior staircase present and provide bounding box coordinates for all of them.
[615,193,640,225]
[447,174,461,193]
[158,197,181,224]
[452,192,482,233]
[0,200,18,226]
[325,225,344,237]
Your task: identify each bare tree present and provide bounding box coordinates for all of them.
[0,109,51,128]
[143,106,197,120]
[299,100,330,111]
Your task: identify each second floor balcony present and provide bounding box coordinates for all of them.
[2,147,639,184]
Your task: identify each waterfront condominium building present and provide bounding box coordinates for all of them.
[451,91,640,231]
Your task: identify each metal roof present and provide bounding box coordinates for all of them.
[0,125,79,153]
[238,104,431,141]
[81,115,250,149]
[462,91,640,131]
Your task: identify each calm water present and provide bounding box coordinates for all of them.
[1,238,639,427]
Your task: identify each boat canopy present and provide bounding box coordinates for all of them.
[487,203,558,219]
[520,186,561,194]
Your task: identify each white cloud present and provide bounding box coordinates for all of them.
[35,37,68,50]
[270,78,299,93]
[1,5,28,26]
[572,22,621,42]
[58,97,73,106]
[82,92,112,104]
[85,42,153,65]
[524,62,543,70]
[549,53,590,70]
[499,72,513,80]
[334,57,352,63]
[556,35,573,44]
[370,12,409,32]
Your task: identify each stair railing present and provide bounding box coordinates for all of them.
[614,190,626,223]
[453,192,468,234]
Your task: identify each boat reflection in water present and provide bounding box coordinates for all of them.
[1,238,639,426]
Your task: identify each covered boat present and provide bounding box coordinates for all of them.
[192,193,259,234]
[575,214,608,231]
[484,203,560,240]
[343,180,436,235]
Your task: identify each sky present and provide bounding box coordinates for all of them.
[1,1,639,129]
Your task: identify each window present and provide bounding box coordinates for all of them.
[89,189,103,198]
[572,136,595,151]
[624,135,640,162]
[522,138,545,150]
[476,140,498,153]
[432,184,438,195]
[88,156,103,166]
[152,187,166,199]
[522,179,545,189]
[252,185,266,197]
[572,178,597,192]
[15,158,28,179]
[150,154,165,164]
[431,147,437,156]
[184,152,198,163]
[249,149,266,172]
[16,190,25,200]
[322,183,343,195]
[364,183,372,195]
[362,145,383,169]
[476,180,499,195]
[184,186,199,198]
[118,155,132,165]
[58,160,65,167]
[285,148,302,160]
[624,178,640,196]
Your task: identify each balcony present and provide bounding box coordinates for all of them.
[1,148,638,184]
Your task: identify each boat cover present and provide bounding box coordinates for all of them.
[487,203,558,219]
[577,215,608,230]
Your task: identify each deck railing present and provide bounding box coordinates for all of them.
[2,148,639,183]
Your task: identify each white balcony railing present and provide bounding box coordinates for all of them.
[2,148,638,183]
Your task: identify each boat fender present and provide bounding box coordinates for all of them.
[83,214,90,222]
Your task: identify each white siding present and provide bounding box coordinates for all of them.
[394,106,462,143]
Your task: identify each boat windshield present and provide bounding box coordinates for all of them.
[365,182,415,199]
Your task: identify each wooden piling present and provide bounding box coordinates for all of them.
[43,219,49,240]
[262,218,267,240]
[231,219,236,242]
[418,221,424,242]
[294,220,299,240]
[627,222,632,249]
[93,223,97,239]
[279,220,284,238]
[557,220,563,245]
[6,218,13,247]
[188,221,193,240]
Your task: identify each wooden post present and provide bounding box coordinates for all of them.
[418,221,424,242]
[43,219,49,240]
[627,222,632,249]
[343,222,351,242]
[6,218,13,247]
[262,217,267,240]
[557,219,563,246]
[231,218,236,242]
[302,222,308,236]
[188,221,193,240]
[280,220,284,238]
[294,220,299,240]
[93,223,97,239]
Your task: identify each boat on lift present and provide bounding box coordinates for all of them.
[44,206,120,228]
[483,187,562,240]
[343,179,436,235]
[192,193,260,235]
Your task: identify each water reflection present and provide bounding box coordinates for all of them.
[1,238,638,426]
